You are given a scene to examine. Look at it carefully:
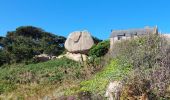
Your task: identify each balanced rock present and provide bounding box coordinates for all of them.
[65,30,94,54]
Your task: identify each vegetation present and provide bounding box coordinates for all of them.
[0,58,82,97]
[92,36,102,44]
[80,59,131,94]
[111,34,170,99]
[0,49,10,66]
[0,26,66,65]
[88,40,110,57]
[0,26,169,99]
[68,34,169,100]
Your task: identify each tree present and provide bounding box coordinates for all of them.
[0,36,5,48]
[92,36,102,44]
[1,26,66,64]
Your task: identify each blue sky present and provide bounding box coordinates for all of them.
[0,0,170,39]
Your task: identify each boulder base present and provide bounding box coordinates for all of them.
[57,52,87,62]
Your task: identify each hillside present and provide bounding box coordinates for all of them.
[0,58,84,99]
[0,27,170,100]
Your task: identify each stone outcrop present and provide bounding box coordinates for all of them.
[57,52,87,62]
[105,81,123,100]
[65,30,94,54]
[34,54,57,62]
[34,54,51,62]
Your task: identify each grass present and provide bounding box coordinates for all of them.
[79,59,132,95]
[0,57,83,98]
[62,59,132,98]
[1,55,167,99]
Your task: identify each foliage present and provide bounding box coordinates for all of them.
[0,55,109,99]
[80,59,132,95]
[77,34,170,99]
[0,36,5,48]
[88,40,110,57]
[0,50,10,66]
[0,58,82,94]
[0,26,66,65]
[92,36,102,44]
[111,34,170,99]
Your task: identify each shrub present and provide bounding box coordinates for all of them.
[88,40,110,57]
[111,34,170,99]
[0,50,10,66]
[92,36,102,44]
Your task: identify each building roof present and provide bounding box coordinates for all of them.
[110,26,157,38]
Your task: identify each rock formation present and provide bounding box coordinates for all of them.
[34,54,57,62]
[105,81,123,100]
[65,30,94,54]
[34,54,51,62]
[57,51,87,62]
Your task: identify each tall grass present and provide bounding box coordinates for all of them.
[0,57,83,98]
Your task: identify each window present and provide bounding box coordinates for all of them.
[118,36,122,40]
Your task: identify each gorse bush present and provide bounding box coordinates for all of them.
[111,34,170,99]
[112,34,161,68]
[88,40,110,57]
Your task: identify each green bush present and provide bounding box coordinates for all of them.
[0,50,10,66]
[88,40,110,57]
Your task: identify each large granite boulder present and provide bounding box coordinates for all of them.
[65,30,94,54]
